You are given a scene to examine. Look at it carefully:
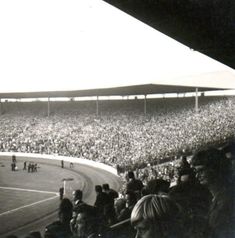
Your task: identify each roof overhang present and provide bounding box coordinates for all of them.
[0,84,228,99]
[102,0,235,69]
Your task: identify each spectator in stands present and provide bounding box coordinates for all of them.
[179,156,190,170]
[1,96,235,177]
[126,171,143,198]
[102,183,119,225]
[169,167,212,238]
[131,194,186,238]
[44,198,73,238]
[71,208,100,238]
[94,185,110,223]
[114,198,126,222]
[72,189,95,216]
[102,183,119,204]
[144,179,170,195]
[191,147,235,238]
[117,191,137,222]
[177,156,190,183]
[73,190,84,211]
[71,190,97,235]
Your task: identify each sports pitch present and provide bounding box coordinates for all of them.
[0,155,121,237]
[0,156,85,236]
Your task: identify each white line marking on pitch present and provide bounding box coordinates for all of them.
[0,195,58,217]
[0,186,57,195]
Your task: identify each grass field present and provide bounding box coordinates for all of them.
[0,187,57,215]
[0,154,121,237]
[0,156,85,236]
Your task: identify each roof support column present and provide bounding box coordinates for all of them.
[0,99,2,115]
[96,96,99,116]
[47,97,50,117]
[144,95,147,116]
[195,88,198,113]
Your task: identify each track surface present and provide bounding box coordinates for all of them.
[0,156,122,237]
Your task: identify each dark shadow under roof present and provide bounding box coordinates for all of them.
[0,84,227,99]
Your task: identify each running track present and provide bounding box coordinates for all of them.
[0,155,122,237]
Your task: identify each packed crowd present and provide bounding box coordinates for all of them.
[2,96,235,238]
[0,96,235,174]
[6,145,235,238]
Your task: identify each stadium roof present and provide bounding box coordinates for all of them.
[0,84,228,99]
[103,0,235,69]
[0,0,234,94]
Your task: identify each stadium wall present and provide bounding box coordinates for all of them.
[0,152,118,176]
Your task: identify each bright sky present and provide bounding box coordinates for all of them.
[0,0,234,93]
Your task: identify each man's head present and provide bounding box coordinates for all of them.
[191,147,231,185]
[125,191,137,208]
[58,198,73,224]
[145,179,170,195]
[178,168,195,183]
[128,171,135,180]
[95,185,102,194]
[114,198,126,214]
[74,210,97,237]
[102,183,110,192]
[73,189,83,201]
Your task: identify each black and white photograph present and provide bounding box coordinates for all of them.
[0,0,234,237]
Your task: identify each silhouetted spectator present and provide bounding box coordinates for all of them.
[191,148,235,238]
[94,185,110,225]
[71,208,100,238]
[145,178,170,195]
[45,198,73,238]
[102,183,118,225]
[114,198,126,222]
[102,184,119,205]
[117,191,137,222]
[170,167,212,238]
[126,171,143,199]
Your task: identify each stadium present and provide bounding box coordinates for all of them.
[1,0,235,238]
